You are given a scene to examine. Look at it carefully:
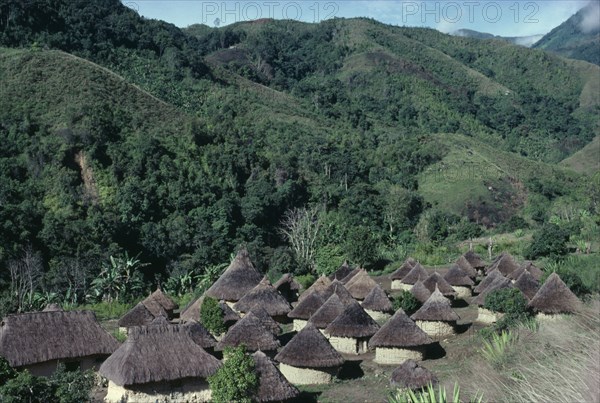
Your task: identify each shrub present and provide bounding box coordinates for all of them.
[392,291,421,315]
[525,223,569,259]
[0,357,16,386]
[208,346,258,403]
[50,364,95,403]
[542,254,600,296]
[295,274,316,291]
[484,288,528,316]
[200,296,226,335]
[0,370,52,403]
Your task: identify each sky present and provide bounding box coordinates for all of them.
[121,0,596,37]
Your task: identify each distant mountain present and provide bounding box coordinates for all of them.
[533,1,600,65]
[452,29,543,47]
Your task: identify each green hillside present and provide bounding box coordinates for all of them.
[560,135,600,174]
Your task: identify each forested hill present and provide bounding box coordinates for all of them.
[0,0,598,306]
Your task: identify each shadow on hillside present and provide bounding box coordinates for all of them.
[338,359,364,380]
[424,342,446,360]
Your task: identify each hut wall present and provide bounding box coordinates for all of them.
[224,301,236,310]
[476,308,501,324]
[279,363,337,385]
[536,313,562,321]
[328,336,368,355]
[292,319,307,332]
[391,280,411,291]
[453,286,471,299]
[365,309,391,324]
[374,347,424,365]
[105,379,212,403]
[23,356,103,377]
[415,320,456,339]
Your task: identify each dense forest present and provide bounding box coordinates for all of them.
[0,0,598,313]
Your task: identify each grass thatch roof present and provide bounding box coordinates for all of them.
[287,291,326,320]
[180,296,204,323]
[455,256,478,278]
[361,285,393,313]
[340,267,361,284]
[324,300,380,338]
[514,270,540,300]
[528,273,581,314]
[205,248,263,301]
[487,253,518,277]
[118,302,165,328]
[411,287,459,322]
[390,360,438,390]
[220,301,241,325]
[443,265,475,287]
[323,280,356,305]
[215,312,280,352]
[472,276,513,306]
[99,324,221,386]
[344,269,378,299]
[42,303,62,312]
[233,278,292,316]
[369,310,432,348]
[143,288,178,312]
[253,351,299,402]
[273,273,301,302]
[401,263,429,285]
[329,261,354,281]
[308,294,346,329]
[298,275,331,302]
[463,251,486,269]
[389,258,416,281]
[249,306,282,335]
[422,272,457,297]
[275,323,344,369]
[473,270,503,294]
[521,261,543,281]
[183,320,217,349]
[0,310,119,368]
[410,281,432,304]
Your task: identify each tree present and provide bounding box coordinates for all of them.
[0,370,52,403]
[8,247,43,312]
[88,253,146,303]
[208,346,258,403]
[525,223,569,259]
[200,296,225,336]
[279,206,322,273]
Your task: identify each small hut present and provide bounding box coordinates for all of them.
[205,248,263,304]
[395,263,429,291]
[528,273,581,319]
[322,279,356,305]
[99,324,221,402]
[443,265,474,299]
[215,311,280,353]
[220,301,241,327]
[422,272,456,298]
[274,274,301,303]
[361,284,394,322]
[340,267,361,284]
[118,302,167,334]
[344,269,378,300]
[275,323,344,385]
[288,291,326,331]
[328,261,354,281]
[233,278,292,321]
[324,301,380,354]
[389,258,417,289]
[510,261,543,281]
[514,270,540,300]
[462,251,486,272]
[455,255,478,278]
[410,281,432,304]
[249,306,282,335]
[298,276,331,302]
[411,287,459,339]
[473,269,503,294]
[308,294,346,331]
[486,253,518,277]
[473,276,513,324]
[252,351,299,402]
[183,320,217,352]
[390,360,438,391]
[0,310,119,377]
[144,288,179,318]
[180,296,204,323]
[369,310,433,365]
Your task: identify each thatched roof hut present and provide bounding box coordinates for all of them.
[274,273,301,303]
[473,269,503,294]
[180,296,204,323]
[100,324,221,402]
[395,263,428,290]
[361,285,393,315]
[390,258,416,281]
[487,253,518,277]
[233,278,292,319]
[344,269,378,300]
[220,300,241,326]
[528,273,581,315]
[275,323,344,385]
[369,310,433,364]
[329,261,354,281]
[0,310,119,376]
[118,302,167,330]
[455,256,478,278]
[410,281,432,304]
[42,303,62,312]
[510,261,543,281]
[443,265,474,299]
[183,320,217,350]
[215,311,280,352]
[288,291,326,331]
[249,306,282,335]
[143,288,178,316]
[411,288,459,338]
[340,267,361,284]
[390,360,438,391]
[473,276,513,324]
[422,272,456,298]
[514,270,540,300]
[322,279,355,305]
[205,248,263,302]
[252,351,299,402]
[463,251,486,270]
[298,276,331,301]
[324,301,380,354]
[308,294,346,330]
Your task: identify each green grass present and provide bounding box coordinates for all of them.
[560,135,600,174]
[73,300,135,321]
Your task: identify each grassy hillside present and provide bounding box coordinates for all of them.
[560,135,600,174]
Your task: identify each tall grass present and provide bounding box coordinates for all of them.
[480,330,519,368]
[388,382,484,403]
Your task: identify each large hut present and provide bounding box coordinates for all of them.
[252,351,300,402]
[514,270,540,300]
[288,291,326,331]
[389,258,417,289]
[395,263,429,291]
[99,324,221,402]
[422,272,456,298]
[528,273,581,319]
[233,278,292,321]
[205,249,263,304]
[274,274,301,303]
[443,265,475,299]
[361,284,394,322]
[118,301,168,333]
[328,261,354,282]
[344,268,379,300]
[215,311,280,353]
[0,310,119,377]
[275,323,344,385]
[411,287,459,339]
[473,276,513,324]
[369,310,433,365]
[390,360,438,391]
[410,281,432,304]
[324,301,380,354]
[308,294,346,331]
[298,276,331,302]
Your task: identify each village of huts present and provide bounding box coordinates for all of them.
[0,247,593,402]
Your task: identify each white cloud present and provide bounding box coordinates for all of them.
[580,1,600,33]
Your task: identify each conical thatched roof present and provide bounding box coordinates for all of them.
[273,274,301,302]
[507,265,526,281]
[340,267,361,284]
[253,351,299,402]
[473,270,503,294]
[42,303,62,312]
[422,272,456,297]
[220,301,241,324]
[287,291,326,320]
[410,281,432,304]
[528,273,581,314]
[308,294,346,329]
[183,320,217,349]
[150,316,171,326]
[275,323,344,369]
[361,285,393,313]
[389,258,416,281]
[411,287,459,322]
[298,276,331,301]
[463,251,486,269]
[443,265,474,287]
[390,360,438,390]
[401,263,429,285]
[180,296,204,322]
[472,276,513,306]
[369,310,432,348]
[99,324,220,386]
[144,288,178,312]
[344,269,378,299]
[118,302,166,328]
[487,253,518,276]
[514,271,540,300]
[249,306,282,335]
[455,256,478,278]
[215,312,280,352]
[329,261,354,281]
[324,300,380,338]
[233,278,292,316]
[323,280,356,305]
[205,249,263,301]
[521,261,543,281]
[0,310,119,368]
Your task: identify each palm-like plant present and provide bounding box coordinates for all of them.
[388,382,484,403]
[89,253,147,302]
